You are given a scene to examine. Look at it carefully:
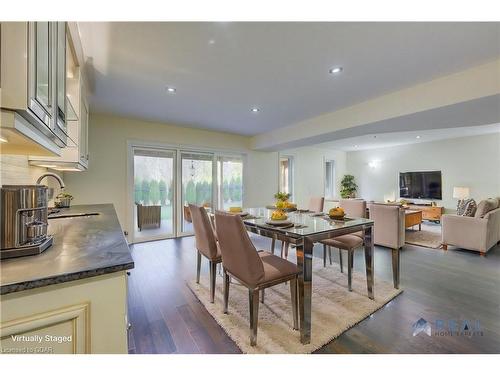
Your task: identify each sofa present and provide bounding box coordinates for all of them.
[442,198,500,255]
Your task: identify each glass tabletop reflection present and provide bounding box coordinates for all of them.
[242,207,373,237]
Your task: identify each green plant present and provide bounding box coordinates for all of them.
[340,175,357,198]
[56,192,73,200]
[141,180,151,204]
[134,178,142,203]
[274,192,291,201]
[159,180,167,205]
[149,180,160,205]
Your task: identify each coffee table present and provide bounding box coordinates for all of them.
[405,210,423,230]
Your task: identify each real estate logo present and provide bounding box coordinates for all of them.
[412,318,484,337]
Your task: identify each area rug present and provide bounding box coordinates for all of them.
[405,222,443,249]
[187,261,402,354]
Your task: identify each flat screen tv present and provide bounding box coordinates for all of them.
[399,171,442,200]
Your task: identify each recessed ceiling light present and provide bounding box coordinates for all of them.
[354,144,358,148]
[416,135,421,139]
[329,67,343,74]
[251,107,260,113]
[208,39,215,45]
[166,87,176,93]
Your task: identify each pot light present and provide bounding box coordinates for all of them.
[329,67,343,74]
[166,87,176,93]
[208,39,215,45]
[416,135,421,139]
[353,144,359,148]
[251,107,260,113]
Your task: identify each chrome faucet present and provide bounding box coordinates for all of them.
[36,173,66,189]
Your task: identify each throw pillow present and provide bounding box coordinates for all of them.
[474,198,499,218]
[457,198,477,217]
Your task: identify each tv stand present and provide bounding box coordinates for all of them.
[407,204,444,223]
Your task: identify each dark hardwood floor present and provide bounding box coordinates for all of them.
[127,234,500,354]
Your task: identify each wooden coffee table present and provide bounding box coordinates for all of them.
[405,210,423,231]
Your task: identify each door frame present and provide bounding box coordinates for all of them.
[126,140,247,244]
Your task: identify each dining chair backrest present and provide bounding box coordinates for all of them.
[367,203,405,249]
[308,196,325,212]
[189,204,219,260]
[215,211,265,287]
[340,199,367,218]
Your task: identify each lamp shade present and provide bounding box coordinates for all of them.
[453,187,470,200]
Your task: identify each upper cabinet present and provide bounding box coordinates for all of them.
[1,22,68,154]
[29,23,90,171]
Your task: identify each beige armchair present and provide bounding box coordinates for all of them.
[368,203,405,288]
[442,198,500,255]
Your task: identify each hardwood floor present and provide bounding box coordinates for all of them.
[127,234,500,354]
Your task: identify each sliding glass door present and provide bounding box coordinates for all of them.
[133,148,175,242]
[180,152,214,234]
[130,144,244,242]
[217,156,243,210]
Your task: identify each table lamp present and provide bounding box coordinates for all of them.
[453,187,470,205]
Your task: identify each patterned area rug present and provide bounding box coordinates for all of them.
[405,222,442,249]
[188,261,402,354]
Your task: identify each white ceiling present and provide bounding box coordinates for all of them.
[79,22,500,136]
[316,123,500,151]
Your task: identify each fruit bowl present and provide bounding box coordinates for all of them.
[328,207,345,220]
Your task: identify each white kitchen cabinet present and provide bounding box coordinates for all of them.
[1,22,70,154]
[28,23,90,171]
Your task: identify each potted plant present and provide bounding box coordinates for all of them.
[274,192,291,202]
[340,175,358,198]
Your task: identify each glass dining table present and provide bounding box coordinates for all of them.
[240,207,375,345]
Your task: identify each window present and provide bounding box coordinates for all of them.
[279,156,294,200]
[324,160,336,199]
[217,156,243,210]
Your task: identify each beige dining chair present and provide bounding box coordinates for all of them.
[215,211,299,346]
[277,196,326,259]
[189,204,222,303]
[322,199,367,270]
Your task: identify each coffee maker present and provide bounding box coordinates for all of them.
[0,185,53,259]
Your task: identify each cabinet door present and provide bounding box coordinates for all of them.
[29,22,53,127]
[79,98,89,166]
[55,22,67,136]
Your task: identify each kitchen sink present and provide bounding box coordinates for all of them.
[48,212,100,220]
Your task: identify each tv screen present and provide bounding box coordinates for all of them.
[399,171,442,200]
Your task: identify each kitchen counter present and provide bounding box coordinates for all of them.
[0,204,134,295]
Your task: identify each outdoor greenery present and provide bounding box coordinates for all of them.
[134,176,242,206]
[340,174,358,198]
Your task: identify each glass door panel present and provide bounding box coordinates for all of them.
[181,152,214,233]
[35,22,51,111]
[133,148,175,242]
[217,156,243,210]
[55,22,67,133]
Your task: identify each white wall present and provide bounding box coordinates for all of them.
[280,146,347,210]
[345,133,500,211]
[64,113,278,235]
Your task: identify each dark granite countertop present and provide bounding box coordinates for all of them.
[0,204,134,295]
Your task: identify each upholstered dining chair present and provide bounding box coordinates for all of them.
[367,203,405,289]
[322,199,367,271]
[277,196,326,259]
[215,211,299,346]
[189,204,222,303]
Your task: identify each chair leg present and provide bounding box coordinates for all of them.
[339,248,343,273]
[328,246,332,265]
[209,261,217,303]
[223,270,230,314]
[290,277,298,330]
[392,248,400,289]
[249,289,260,346]
[280,241,285,258]
[323,244,327,267]
[271,237,276,254]
[284,242,289,259]
[196,251,202,284]
[347,249,354,291]
[261,289,265,303]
